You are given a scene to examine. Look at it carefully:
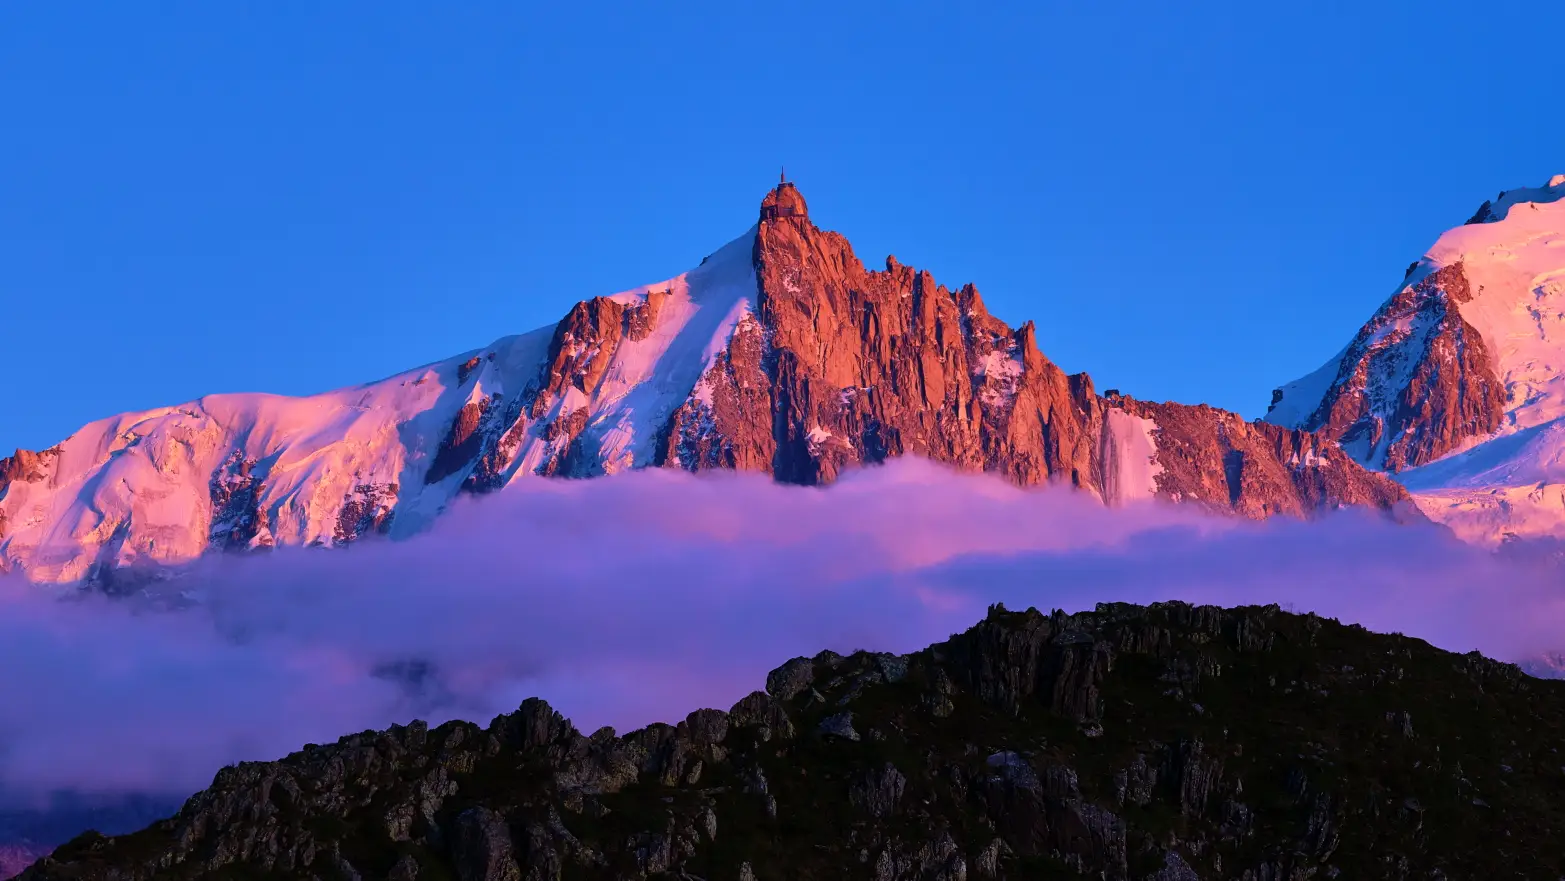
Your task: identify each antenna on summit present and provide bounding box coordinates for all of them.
[760,168,805,222]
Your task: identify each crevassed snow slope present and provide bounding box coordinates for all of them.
[0,231,759,583]
[1398,419,1565,544]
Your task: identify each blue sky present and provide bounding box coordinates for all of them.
[3,2,1562,451]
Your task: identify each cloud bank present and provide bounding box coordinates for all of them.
[1,459,1561,806]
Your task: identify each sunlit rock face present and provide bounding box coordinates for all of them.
[1269,176,1565,544]
[0,183,1408,584]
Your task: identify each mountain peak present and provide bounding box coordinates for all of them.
[1267,176,1565,543]
[759,176,807,223]
[0,181,1411,584]
[1465,174,1565,224]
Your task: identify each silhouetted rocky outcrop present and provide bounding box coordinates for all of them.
[23,602,1565,879]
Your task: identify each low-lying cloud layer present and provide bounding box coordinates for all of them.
[1,459,1562,805]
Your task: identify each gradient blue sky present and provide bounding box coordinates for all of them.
[3,2,1561,451]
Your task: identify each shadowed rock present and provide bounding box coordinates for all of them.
[22,601,1565,879]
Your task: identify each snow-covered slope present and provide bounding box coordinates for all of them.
[1,183,1413,584]
[1397,420,1565,544]
[1267,175,1565,543]
[0,231,761,584]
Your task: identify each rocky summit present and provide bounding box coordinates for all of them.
[21,175,1565,579]
[1266,177,1565,543]
[22,601,1565,880]
[0,180,1408,585]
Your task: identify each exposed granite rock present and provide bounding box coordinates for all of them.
[816,712,860,742]
[764,657,816,702]
[1,183,1438,585]
[1115,753,1158,807]
[455,289,685,487]
[451,806,520,881]
[1116,397,1414,518]
[849,762,907,819]
[670,201,1111,490]
[1,184,1423,582]
[653,183,1412,520]
[427,395,498,485]
[22,601,1565,880]
[458,356,484,384]
[0,448,58,543]
[727,691,795,741]
[1269,262,1507,471]
[1466,199,1497,225]
[331,482,398,546]
[207,451,268,549]
[462,391,537,493]
[759,180,808,222]
[0,448,56,488]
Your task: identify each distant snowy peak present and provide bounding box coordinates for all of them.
[1265,261,1505,471]
[1464,175,1565,224]
[0,182,1411,584]
[1267,174,1565,543]
[1268,174,1565,462]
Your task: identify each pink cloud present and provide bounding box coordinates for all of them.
[0,458,1558,805]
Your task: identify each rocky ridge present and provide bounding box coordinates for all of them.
[22,601,1565,880]
[1265,263,1505,472]
[0,182,1411,583]
[1266,175,1565,543]
[659,185,1409,521]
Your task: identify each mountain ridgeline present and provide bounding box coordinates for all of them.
[0,182,1409,583]
[664,184,1406,519]
[15,175,1565,577]
[1265,176,1565,543]
[22,601,1565,880]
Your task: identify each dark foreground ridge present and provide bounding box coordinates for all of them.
[22,602,1565,880]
